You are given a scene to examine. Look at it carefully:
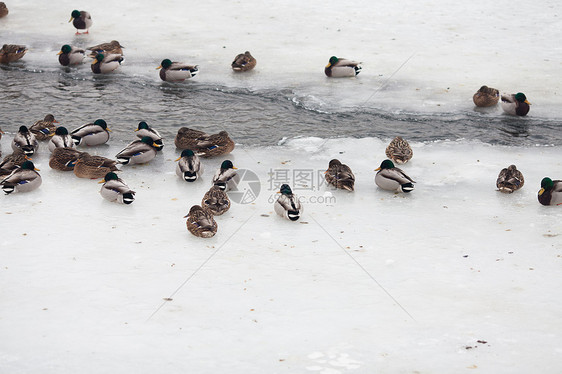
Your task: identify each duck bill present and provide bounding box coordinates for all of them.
[525,100,531,105]
[57,51,63,55]
[98,179,106,184]
[68,16,74,22]
[374,167,381,171]
[175,156,182,161]
[325,63,332,68]
[156,66,162,70]
[539,188,545,196]
[107,128,112,132]
[35,167,40,171]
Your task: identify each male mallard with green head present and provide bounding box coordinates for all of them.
[212,160,239,191]
[538,177,562,206]
[99,172,135,204]
[69,10,92,34]
[496,165,524,193]
[58,44,85,66]
[115,136,161,165]
[185,205,218,238]
[375,159,415,193]
[501,92,530,116]
[176,149,202,182]
[325,159,355,191]
[157,59,198,82]
[202,185,231,215]
[385,136,413,164]
[71,119,111,146]
[135,121,163,149]
[324,56,362,77]
[48,127,75,152]
[274,184,303,221]
[473,85,500,107]
[1,161,41,194]
[91,53,123,74]
[12,126,38,157]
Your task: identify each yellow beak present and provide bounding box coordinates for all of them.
[35,167,40,171]
[325,63,332,68]
[156,66,162,70]
[57,51,63,55]
[539,188,545,196]
[98,179,106,184]
[525,100,531,105]
[375,167,381,171]
[68,16,74,23]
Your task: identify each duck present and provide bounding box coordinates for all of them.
[157,59,198,82]
[324,56,362,77]
[49,147,83,171]
[325,159,355,191]
[212,160,239,191]
[176,149,202,182]
[0,152,28,176]
[115,136,161,165]
[99,172,135,204]
[375,159,415,193]
[87,40,124,58]
[73,152,119,179]
[71,119,111,146]
[0,44,27,64]
[174,127,235,157]
[1,160,41,194]
[231,51,256,72]
[69,10,92,34]
[501,92,530,116]
[538,177,562,206]
[48,126,76,152]
[202,185,231,215]
[185,205,218,238]
[57,44,86,66]
[91,53,123,74]
[11,126,38,157]
[135,121,163,149]
[0,2,8,18]
[274,184,303,221]
[473,85,500,107]
[496,165,524,193]
[385,136,413,164]
[30,114,59,141]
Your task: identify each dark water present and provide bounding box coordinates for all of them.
[2,65,561,147]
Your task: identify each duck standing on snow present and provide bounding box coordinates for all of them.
[324,56,362,77]
[202,185,231,215]
[29,114,59,140]
[87,40,124,57]
[48,127,75,152]
[501,92,530,116]
[274,184,303,221]
[325,159,355,191]
[496,165,524,193]
[69,10,92,34]
[115,136,161,165]
[157,59,198,82]
[91,53,123,74]
[174,127,235,157]
[473,85,500,107]
[0,44,27,64]
[99,172,135,204]
[11,126,38,157]
[73,152,119,179]
[212,160,239,191]
[538,177,562,206]
[185,205,218,238]
[176,149,202,182]
[231,51,256,72]
[1,161,41,194]
[58,44,86,66]
[375,159,415,193]
[135,121,163,149]
[71,119,110,146]
[385,136,413,164]
[49,147,83,171]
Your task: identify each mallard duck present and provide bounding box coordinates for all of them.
[99,172,135,204]
[71,119,110,146]
[176,149,202,182]
[1,160,41,194]
[325,159,355,191]
[212,160,239,191]
[174,127,235,157]
[538,177,562,206]
[87,40,124,58]
[202,185,231,215]
[91,53,123,74]
[185,205,218,238]
[375,159,415,193]
[30,114,59,141]
[324,56,362,77]
[115,136,161,165]
[57,44,85,66]
[496,165,524,193]
[69,10,92,34]
[0,152,28,176]
[231,51,256,72]
[473,85,500,107]
[385,136,413,164]
[73,152,119,179]
[48,126,75,152]
[135,121,163,149]
[157,59,198,82]
[274,184,303,221]
[501,92,530,116]
[49,147,83,171]
[11,126,38,157]
[0,44,27,64]
[0,2,8,18]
